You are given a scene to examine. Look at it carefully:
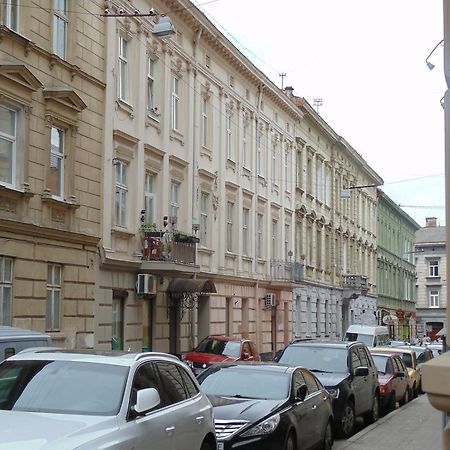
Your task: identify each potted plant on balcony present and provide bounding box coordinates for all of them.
[173,230,200,244]
[141,223,163,237]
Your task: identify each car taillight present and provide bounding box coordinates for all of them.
[380,384,387,395]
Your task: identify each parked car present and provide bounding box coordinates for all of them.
[0,348,216,450]
[343,325,390,348]
[197,362,333,450]
[370,351,410,414]
[427,342,444,357]
[0,326,52,361]
[275,340,380,438]
[183,335,260,376]
[372,347,421,399]
[388,344,434,393]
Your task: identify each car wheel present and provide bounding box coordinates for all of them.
[321,420,333,450]
[200,440,214,450]
[412,384,419,399]
[399,388,409,406]
[364,394,379,425]
[284,432,296,450]
[387,392,396,414]
[337,401,355,439]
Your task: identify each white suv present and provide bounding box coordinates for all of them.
[0,349,216,450]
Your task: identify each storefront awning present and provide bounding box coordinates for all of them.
[437,326,447,337]
[168,278,216,294]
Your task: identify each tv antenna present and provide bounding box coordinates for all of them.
[313,98,323,114]
[279,72,286,90]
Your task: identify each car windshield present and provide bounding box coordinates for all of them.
[344,333,373,346]
[199,366,290,400]
[278,346,348,373]
[372,355,389,373]
[195,338,240,357]
[0,360,129,415]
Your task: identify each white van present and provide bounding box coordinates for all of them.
[0,326,52,361]
[344,325,390,348]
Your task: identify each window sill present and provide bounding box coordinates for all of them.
[170,129,184,146]
[226,158,236,171]
[242,255,253,262]
[41,192,80,209]
[111,226,135,237]
[198,246,214,255]
[0,183,33,198]
[225,251,238,259]
[200,146,212,161]
[116,98,134,118]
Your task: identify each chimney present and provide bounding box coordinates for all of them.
[284,86,294,98]
[425,217,438,227]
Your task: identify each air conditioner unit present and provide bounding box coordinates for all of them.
[264,293,276,308]
[136,274,156,295]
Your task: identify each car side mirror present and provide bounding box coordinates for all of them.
[242,352,250,360]
[354,367,369,377]
[295,384,308,401]
[396,371,405,378]
[134,388,160,415]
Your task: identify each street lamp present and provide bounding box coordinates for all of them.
[425,39,444,70]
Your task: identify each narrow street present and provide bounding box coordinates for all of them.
[334,394,443,450]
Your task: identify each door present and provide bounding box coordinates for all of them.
[350,349,369,415]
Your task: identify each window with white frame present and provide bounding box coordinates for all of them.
[112,296,124,350]
[3,0,18,31]
[272,140,277,184]
[256,131,262,176]
[226,112,233,160]
[144,173,156,226]
[316,160,323,201]
[171,75,180,130]
[272,220,278,259]
[0,105,16,188]
[242,119,248,167]
[226,202,233,252]
[200,192,209,246]
[46,264,61,331]
[170,181,179,226]
[242,207,249,256]
[429,290,439,308]
[257,213,263,258]
[147,57,157,116]
[118,36,129,102]
[429,260,439,277]
[325,165,331,205]
[285,223,290,259]
[0,257,12,325]
[201,97,208,148]
[115,160,128,228]
[49,127,65,199]
[53,0,68,59]
[285,148,291,192]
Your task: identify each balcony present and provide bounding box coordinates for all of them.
[270,260,304,283]
[141,231,198,267]
[342,273,369,299]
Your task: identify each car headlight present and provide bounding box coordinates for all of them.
[240,414,280,437]
[327,388,340,399]
[185,360,193,368]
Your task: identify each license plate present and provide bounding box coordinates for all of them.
[217,443,224,450]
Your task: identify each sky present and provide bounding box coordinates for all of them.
[195,0,447,228]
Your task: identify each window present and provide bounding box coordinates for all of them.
[226,202,233,252]
[46,264,61,331]
[201,97,208,147]
[0,105,16,188]
[226,112,233,160]
[429,260,439,277]
[144,173,156,226]
[3,0,18,31]
[171,75,180,130]
[272,140,277,183]
[242,120,248,167]
[242,208,249,255]
[285,223,290,260]
[257,213,263,258]
[200,192,209,246]
[272,220,278,259]
[53,0,68,59]
[115,161,127,228]
[170,182,179,226]
[429,290,439,308]
[118,36,129,102]
[112,296,124,350]
[156,362,188,404]
[49,127,65,199]
[256,131,262,176]
[146,57,157,116]
[0,257,12,325]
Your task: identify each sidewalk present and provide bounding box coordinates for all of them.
[334,394,444,450]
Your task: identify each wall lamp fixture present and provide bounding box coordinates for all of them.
[426,39,444,70]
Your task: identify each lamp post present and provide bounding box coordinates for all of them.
[426,39,444,70]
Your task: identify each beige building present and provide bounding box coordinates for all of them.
[0,2,105,348]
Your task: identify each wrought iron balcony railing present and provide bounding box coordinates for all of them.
[270,260,304,283]
[342,274,368,290]
[142,231,197,265]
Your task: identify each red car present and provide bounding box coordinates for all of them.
[370,351,410,414]
[183,335,260,375]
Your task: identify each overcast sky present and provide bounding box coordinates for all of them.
[195,0,447,228]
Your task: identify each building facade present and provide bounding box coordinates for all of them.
[415,217,447,341]
[0,2,105,347]
[377,193,419,340]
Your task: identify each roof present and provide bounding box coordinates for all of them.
[415,226,446,245]
[203,335,244,342]
[8,349,180,367]
[371,347,415,355]
[288,340,357,349]
[346,325,389,334]
[0,326,51,340]
[209,361,294,373]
